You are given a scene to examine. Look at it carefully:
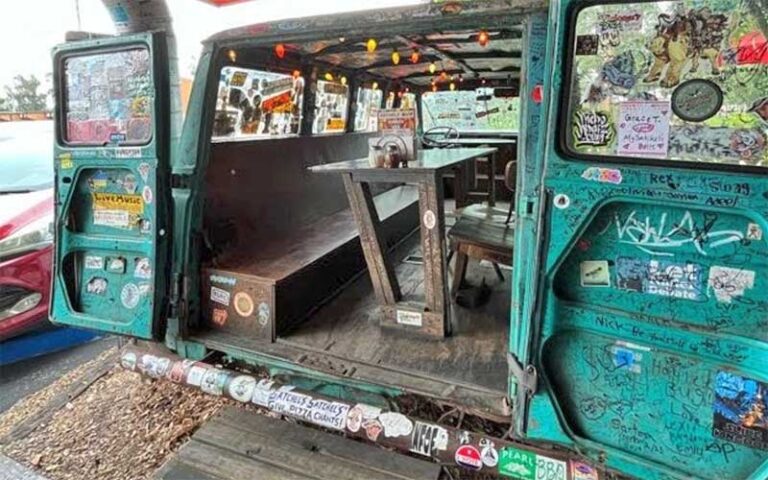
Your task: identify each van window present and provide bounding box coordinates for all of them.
[312,80,349,134]
[63,48,153,145]
[212,67,304,140]
[564,0,768,169]
[353,87,382,132]
[421,87,520,133]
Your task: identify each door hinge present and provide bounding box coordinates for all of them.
[507,352,538,410]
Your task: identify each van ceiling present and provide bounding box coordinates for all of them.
[286,27,523,87]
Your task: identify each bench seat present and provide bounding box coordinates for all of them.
[202,185,418,341]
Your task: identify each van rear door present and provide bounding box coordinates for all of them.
[513,1,768,479]
[50,33,171,339]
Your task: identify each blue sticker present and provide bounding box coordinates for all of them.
[616,257,704,301]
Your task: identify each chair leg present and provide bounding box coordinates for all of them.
[451,250,469,298]
[505,202,514,224]
[492,262,505,282]
[447,249,454,266]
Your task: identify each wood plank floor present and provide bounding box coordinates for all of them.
[281,234,510,392]
[155,406,441,480]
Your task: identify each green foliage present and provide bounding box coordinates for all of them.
[3,74,47,113]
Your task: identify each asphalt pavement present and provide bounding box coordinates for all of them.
[0,335,118,413]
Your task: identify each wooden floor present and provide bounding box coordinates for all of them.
[281,234,510,392]
[155,407,441,480]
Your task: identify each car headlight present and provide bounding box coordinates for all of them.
[0,213,54,260]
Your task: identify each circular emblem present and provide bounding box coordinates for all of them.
[671,79,723,122]
[234,292,255,317]
[455,445,483,471]
[257,302,270,327]
[423,210,436,230]
[227,375,257,402]
[121,283,140,309]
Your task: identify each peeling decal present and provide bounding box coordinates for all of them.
[120,283,140,309]
[86,277,108,295]
[707,266,755,303]
[85,255,104,270]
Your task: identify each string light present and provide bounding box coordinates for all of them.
[292,69,301,79]
[324,72,334,81]
[338,36,346,43]
[478,30,490,47]
[410,49,420,64]
[372,81,379,90]
[440,71,448,81]
[366,38,377,53]
[449,82,456,91]
[428,62,437,74]
[274,43,286,59]
[340,75,348,86]
[227,49,237,62]
[432,84,438,92]
[391,48,401,65]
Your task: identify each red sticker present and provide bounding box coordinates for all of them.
[455,445,483,471]
[531,84,543,104]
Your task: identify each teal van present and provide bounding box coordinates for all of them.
[50,1,767,478]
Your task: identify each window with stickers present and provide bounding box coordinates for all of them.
[564,0,768,169]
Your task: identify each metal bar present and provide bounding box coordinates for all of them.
[118,345,610,479]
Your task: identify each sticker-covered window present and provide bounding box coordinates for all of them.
[565,1,768,168]
[353,87,382,132]
[64,48,153,145]
[422,88,520,133]
[313,80,349,134]
[213,67,304,140]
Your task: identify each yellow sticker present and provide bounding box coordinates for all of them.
[92,192,144,215]
[59,153,73,170]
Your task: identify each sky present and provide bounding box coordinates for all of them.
[0,0,426,93]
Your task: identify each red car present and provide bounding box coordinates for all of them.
[0,121,54,341]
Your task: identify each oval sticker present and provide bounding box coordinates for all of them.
[234,291,255,317]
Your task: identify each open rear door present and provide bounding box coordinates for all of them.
[50,33,171,339]
[513,1,768,479]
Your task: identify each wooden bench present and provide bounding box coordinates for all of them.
[201,134,419,341]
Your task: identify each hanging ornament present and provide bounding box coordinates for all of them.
[428,62,437,74]
[366,38,377,53]
[391,48,401,65]
[274,43,286,59]
[227,49,237,62]
[481,78,487,85]
[410,49,420,64]
[478,30,490,47]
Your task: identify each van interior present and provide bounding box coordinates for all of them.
[195,17,524,417]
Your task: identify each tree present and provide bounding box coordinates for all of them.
[0,96,8,112]
[4,74,47,114]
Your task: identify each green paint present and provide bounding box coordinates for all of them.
[498,447,536,479]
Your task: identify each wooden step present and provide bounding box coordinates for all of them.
[154,406,442,480]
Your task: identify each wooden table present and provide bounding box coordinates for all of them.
[311,147,497,338]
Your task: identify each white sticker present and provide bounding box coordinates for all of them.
[134,257,152,279]
[267,389,350,430]
[227,375,257,402]
[186,365,207,386]
[553,194,570,209]
[423,210,436,230]
[138,162,151,182]
[200,369,225,396]
[120,351,137,370]
[747,223,763,241]
[378,412,413,438]
[396,310,423,327]
[142,185,153,204]
[707,266,755,303]
[536,455,567,480]
[580,260,611,287]
[346,404,382,433]
[122,174,137,194]
[94,210,130,228]
[120,283,140,309]
[257,302,270,327]
[211,286,231,306]
[251,379,275,407]
[480,439,499,467]
[85,255,104,270]
[410,421,449,457]
[107,257,126,273]
[116,147,141,158]
[210,274,236,286]
[617,101,671,157]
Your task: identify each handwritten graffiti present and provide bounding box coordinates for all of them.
[707,266,756,303]
[613,210,745,256]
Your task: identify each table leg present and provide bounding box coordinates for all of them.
[342,174,401,305]
[453,162,468,211]
[488,151,497,207]
[418,174,450,336]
